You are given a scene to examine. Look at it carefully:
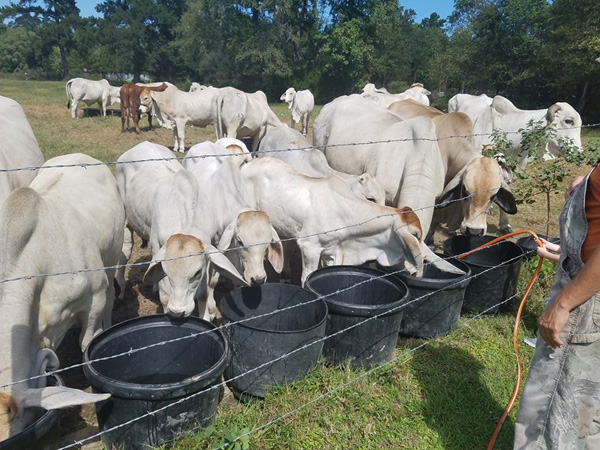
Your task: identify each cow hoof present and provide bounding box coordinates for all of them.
[499,225,513,235]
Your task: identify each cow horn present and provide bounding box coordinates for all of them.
[546,104,562,122]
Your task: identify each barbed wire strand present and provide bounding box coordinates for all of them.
[57,254,525,449]
[1,231,525,390]
[0,122,599,174]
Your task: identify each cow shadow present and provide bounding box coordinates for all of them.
[410,344,515,449]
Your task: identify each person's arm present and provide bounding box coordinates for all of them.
[538,242,600,348]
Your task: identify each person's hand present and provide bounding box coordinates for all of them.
[565,176,584,200]
[536,237,561,262]
[537,297,570,348]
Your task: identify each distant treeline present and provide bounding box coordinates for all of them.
[1,0,599,121]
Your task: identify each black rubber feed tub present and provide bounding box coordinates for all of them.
[305,266,409,369]
[443,235,524,314]
[0,375,62,450]
[516,234,560,260]
[220,283,327,401]
[392,256,472,338]
[83,314,228,450]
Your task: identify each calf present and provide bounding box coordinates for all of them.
[241,157,462,285]
[116,142,249,319]
[120,82,168,133]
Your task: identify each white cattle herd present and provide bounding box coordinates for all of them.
[0,76,584,440]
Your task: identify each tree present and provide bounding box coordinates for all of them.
[0,0,81,78]
[0,24,42,73]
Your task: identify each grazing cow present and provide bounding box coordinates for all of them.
[214,87,284,151]
[361,82,431,107]
[139,85,221,152]
[65,78,121,119]
[241,157,463,285]
[0,153,125,441]
[280,88,315,136]
[0,96,45,206]
[120,82,169,133]
[468,95,583,168]
[313,95,445,238]
[183,141,284,315]
[388,99,517,239]
[116,142,248,319]
[257,126,385,204]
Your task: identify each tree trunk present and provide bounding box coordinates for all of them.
[577,79,590,112]
[58,43,69,79]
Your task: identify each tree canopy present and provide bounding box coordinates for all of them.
[1,0,599,121]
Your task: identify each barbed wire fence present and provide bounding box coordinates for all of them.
[0,123,595,448]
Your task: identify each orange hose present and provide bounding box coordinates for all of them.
[456,231,545,450]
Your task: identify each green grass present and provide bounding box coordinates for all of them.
[1,78,595,450]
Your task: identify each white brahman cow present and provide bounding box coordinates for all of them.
[257,126,385,204]
[183,141,284,315]
[138,85,221,152]
[241,157,463,285]
[0,96,45,206]
[116,142,248,319]
[313,94,444,239]
[0,153,125,441]
[469,95,583,168]
[388,99,517,238]
[446,93,493,122]
[280,88,315,136]
[361,82,431,107]
[65,78,121,119]
[213,87,283,151]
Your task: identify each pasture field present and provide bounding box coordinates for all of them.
[1,78,599,450]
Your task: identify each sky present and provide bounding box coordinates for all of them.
[0,0,456,21]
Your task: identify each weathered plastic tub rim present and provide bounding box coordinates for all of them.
[82,314,229,400]
[305,265,410,318]
[220,283,328,335]
[443,235,525,268]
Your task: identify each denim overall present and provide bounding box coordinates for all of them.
[514,167,600,449]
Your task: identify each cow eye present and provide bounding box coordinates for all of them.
[565,118,574,126]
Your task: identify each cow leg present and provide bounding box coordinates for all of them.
[174,119,187,152]
[298,241,322,287]
[172,128,179,152]
[301,115,308,136]
[115,226,133,301]
[133,109,141,134]
[498,209,513,234]
[71,100,79,119]
[195,275,211,322]
[99,100,106,117]
[78,280,110,350]
[147,113,153,130]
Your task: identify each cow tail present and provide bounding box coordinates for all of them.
[214,94,223,139]
[66,80,72,109]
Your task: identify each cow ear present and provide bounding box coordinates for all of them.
[143,245,167,285]
[21,387,110,410]
[217,221,236,251]
[207,244,249,287]
[436,172,464,209]
[493,187,517,214]
[267,227,284,274]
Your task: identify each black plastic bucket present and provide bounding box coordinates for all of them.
[516,234,560,259]
[83,314,229,450]
[443,235,524,314]
[305,266,409,368]
[0,375,62,450]
[220,283,327,401]
[391,256,472,338]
